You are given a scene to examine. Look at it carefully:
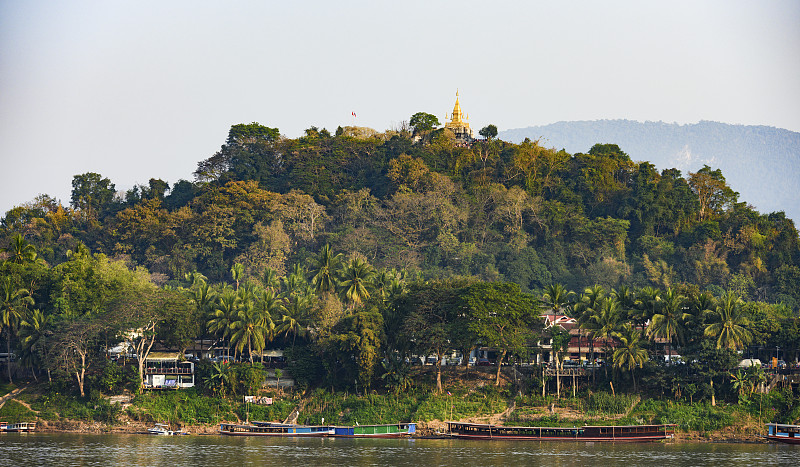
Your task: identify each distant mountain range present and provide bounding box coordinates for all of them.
[499,120,800,224]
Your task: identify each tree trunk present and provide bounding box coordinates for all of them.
[6,333,13,384]
[77,351,86,398]
[495,350,506,386]
[556,350,561,399]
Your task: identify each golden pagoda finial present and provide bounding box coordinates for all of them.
[445,89,471,139]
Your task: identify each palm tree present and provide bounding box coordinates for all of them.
[231,263,245,291]
[541,283,575,315]
[207,288,239,356]
[1,277,34,383]
[633,286,661,328]
[278,294,312,348]
[704,291,752,351]
[1,234,37,264]
[647,288,690,359]
[612,323,649,392]
[309,244,343,295]
[374,269,404,303]
[282,265,308,297]
[18,308,52,382]
[612,285,638,322]
[261,267,280,293]
[588,297,622,375]
[230,299,267,364]
[339,258,374,308]
[184,271,208,288]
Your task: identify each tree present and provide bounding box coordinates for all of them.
[70,172,116,218]
[0,277,34,382]
[18,308,52,382]
[461,282,540,385]
[278,293,312,348]
[1,234,37,264]
[409,112,440,135]
[479,124,498,140]
[612,324,648,392]
[688,165,738,221]
[587,297,622,375]
[309,244,343,294]
[49,318,107,397]
[398,280,463,393]
[208,288,240,356]
[647,288,690,359]
[704,291,752,351]
[339,257,374,308]
[230,298,268,364]
[110,288,191,390]
[549,325,571,398]
[231,263,244,291]
[541,284,575,315]
[226,122,280,145]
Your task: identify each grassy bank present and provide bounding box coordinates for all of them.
[1,367,795,440]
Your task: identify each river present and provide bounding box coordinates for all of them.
[0,433,796,466]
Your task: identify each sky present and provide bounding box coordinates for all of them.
[1,0,799,215]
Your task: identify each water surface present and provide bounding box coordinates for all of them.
[0,433,796,466]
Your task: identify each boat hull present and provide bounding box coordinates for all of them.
[446,422,674,442]
[219,422,415,438]
[766,435,800,445]
[765,423,800,444]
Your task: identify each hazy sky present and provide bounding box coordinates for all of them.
[1,0,799,214]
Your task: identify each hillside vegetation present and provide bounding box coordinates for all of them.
[500,119,800,223]
[0,120,798,428]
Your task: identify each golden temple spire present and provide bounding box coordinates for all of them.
[446,90,471,139]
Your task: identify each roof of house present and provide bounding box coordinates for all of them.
[146,352,181,361]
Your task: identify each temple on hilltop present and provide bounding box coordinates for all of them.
[445,90,474,143]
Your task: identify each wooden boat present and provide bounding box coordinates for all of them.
[446,422,675,442]
[147,423,188,435]
[220,421,335,437]
[332,423,416,438]
[765,423,800,444]
[1,421,37,433]
[219,421,415,438]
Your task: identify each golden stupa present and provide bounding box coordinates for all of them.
[445,90,474,141]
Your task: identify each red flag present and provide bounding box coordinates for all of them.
[352,111,356,117]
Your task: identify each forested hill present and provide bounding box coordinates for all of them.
[500,120,800,224]
[3,122,800,312]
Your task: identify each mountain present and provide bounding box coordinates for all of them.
[499,120,800,223]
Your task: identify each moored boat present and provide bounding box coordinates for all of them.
[446,422,674,442]
[220,422,335,437]
[147,423,188,435]
[765,423,800,444]
[1,421,37,433]
[332,423,415,438]
[219,421,415,438]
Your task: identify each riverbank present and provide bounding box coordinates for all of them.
[0,368,787,443]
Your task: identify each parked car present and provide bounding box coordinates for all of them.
[477,358,492,366]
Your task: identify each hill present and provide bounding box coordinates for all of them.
[499,120,800,223]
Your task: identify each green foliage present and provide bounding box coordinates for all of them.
[97,360,124,394]
[0,399,37,422]
[584,392,639,415]
[634,399,734,432]
[409,112,440,134]
[236,363,266,395]
[126,388,239,425]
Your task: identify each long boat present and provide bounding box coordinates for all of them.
[220,422,335,437]
[332,423,415,438]
[765,423,800,444]
[446,422,675,442]
[0,421,37,433]
[219,421,415,438]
